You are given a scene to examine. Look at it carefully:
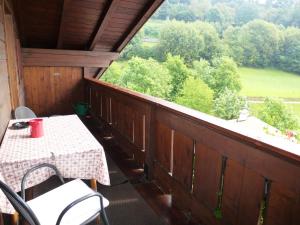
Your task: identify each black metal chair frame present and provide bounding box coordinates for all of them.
[0,163,110,225]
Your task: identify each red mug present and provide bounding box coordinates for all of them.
[29,119,44,138]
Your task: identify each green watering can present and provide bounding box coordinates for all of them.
[73,102,89,116]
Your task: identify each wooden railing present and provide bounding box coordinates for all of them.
[86,78,300,225]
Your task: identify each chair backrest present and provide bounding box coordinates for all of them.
[0,180,40,225]
[14,106,37,119]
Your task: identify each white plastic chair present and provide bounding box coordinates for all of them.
[14,106,37,119]
[0,163,110,225]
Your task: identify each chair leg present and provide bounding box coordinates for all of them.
[101,210,110,225]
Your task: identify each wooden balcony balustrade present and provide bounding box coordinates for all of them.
[86,77,300,225]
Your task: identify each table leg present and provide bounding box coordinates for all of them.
[90,179,97,191]
[0,213,4,225]
[90,179,100,224]
[11,212,19,225]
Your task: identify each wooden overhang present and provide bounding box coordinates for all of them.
[12,0,164,77]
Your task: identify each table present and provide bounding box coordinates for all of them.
[0,115,110,214]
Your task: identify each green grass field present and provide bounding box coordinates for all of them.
[239,67,300,99]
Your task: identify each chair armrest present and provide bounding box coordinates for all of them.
[56,192,109,225]
[21,163,65,200]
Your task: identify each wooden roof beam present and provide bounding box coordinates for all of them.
[115,0,164,52]
[22,48,119,67]
[56,0,71,48]
[96,0,164,78]
[89,0,120,50]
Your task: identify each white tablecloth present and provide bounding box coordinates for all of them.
[0,115,110,214]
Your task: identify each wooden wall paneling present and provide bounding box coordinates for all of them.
[4,13,19,109]
[15,38,25,105]
[0,58,11,139]
[23,66,83,116]
[265,183,300,225]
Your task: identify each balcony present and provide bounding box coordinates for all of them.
[84,78,300,225]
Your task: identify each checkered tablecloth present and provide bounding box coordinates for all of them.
[0,115,110,214]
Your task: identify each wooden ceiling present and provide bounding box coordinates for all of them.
[11,0,164,76]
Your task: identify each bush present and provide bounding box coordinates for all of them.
[213,88,245,120]
[119,57,171,99]
[164,54,191,101]
[257,98,299,132]
[101,63,122,85]
[176,77,214,114]
[193,57,241,98]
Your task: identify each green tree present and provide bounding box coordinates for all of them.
[235,3,259,25]
[158,20,204,64]
[257,98,299,132]
[204,3,235,34]
[189,0,211,19]
[192,59,212,81]
[164,54,190,100]
[193,21,224,60]
[239,20,282,67]
[101,62,122,85]
[120,30,144,60]
[176,77,214,113]
[194,56,241,97]
[119,57,171,98]
[213,88,245,120]
[278,27,300,74]
[223,26,244,65]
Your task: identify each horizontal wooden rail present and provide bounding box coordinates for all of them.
[86,77,300,225]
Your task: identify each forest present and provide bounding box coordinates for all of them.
[102,0,300,140]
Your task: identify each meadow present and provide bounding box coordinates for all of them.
[239,67,300,99]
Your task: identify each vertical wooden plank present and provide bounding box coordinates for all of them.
[123,104,133,141]
[172,131,194,190]
[265,183,300,225]
[193,143,222,211]
[222,159,244,225]
[237,168,264,225]
[155,121,172,172]
[134,112,144,150]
